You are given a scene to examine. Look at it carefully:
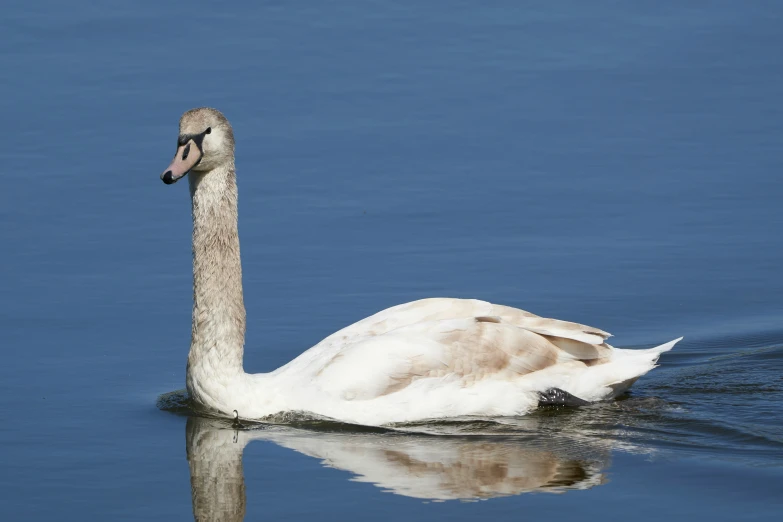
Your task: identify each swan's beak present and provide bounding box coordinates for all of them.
[161,140,202,185]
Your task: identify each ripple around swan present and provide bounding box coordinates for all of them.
[158,340,783,464]
[159,329,783,476]
[155,331,783,515]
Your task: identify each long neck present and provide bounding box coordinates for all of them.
[186,161,247,406]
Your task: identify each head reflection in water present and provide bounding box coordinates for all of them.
[185,415,611,518]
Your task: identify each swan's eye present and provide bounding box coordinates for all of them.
[182,143,191,161]
[205,127,212,134]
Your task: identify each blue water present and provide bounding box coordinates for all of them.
[2,1,782,520]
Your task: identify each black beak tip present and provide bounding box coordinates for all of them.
[162,171,174,184]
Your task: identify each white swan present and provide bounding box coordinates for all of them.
[160,107,681,426]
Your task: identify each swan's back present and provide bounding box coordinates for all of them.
[281,298,611,374]
[265,298,678,424]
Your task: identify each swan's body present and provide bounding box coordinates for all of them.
[161,108,680,426]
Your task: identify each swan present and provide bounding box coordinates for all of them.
[159,107,681,426]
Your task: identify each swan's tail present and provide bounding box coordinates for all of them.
[611,336,682,363]
[637,336,682,358]
[571,337,682,401]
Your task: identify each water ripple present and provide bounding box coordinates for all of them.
[159,336,783,468]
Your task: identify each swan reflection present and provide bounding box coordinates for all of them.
[185,415,611,518]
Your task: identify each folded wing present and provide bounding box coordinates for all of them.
[310,308,613,401]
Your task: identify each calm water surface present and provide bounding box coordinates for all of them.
[1,1,782,520]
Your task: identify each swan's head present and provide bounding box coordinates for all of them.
[161,107,235,184]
